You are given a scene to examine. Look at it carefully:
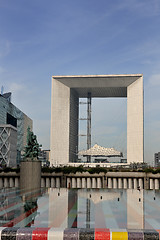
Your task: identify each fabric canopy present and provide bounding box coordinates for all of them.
[78,144,122,157]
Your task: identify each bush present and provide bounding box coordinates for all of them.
[0,167,20,173]
[75,166,85,173]
[15,167,20,173]
[144,168,153,173]
[61,165,86,174]
[54,167,62,173]
[3,167,13,172]
[62,166,75,174]
[88,167,107,174]
[108,168,113,172]
[41,167,54,173]
[41,165,107,174]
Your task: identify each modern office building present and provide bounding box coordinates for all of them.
[0,124,17,167]
[0,92,33,166]
[154,152,160,167]
[50,74,144,166]
[39,149,50,166]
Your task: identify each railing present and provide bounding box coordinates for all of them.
[0,172,19,188]
[0,172,160,190]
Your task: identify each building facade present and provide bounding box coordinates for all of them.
[0,92,33,166]
[50,74,144,166]
[0,124,17,166]
[154,152,160,167]
[39,149,50,166]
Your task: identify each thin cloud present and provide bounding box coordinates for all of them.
[119,0,160,17]
[0,40,10,58]
[0,66,5,74]
[8,82,26,93]
[148,74,160,86]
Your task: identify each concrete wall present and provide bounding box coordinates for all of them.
[20,161,41,190]
[127,76,143,163]
[50,80,79,164]
[69,89,79,162]
[50,79,70,165]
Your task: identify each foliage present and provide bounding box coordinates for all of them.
[108,168,113,172]
[144,167,160,174]
[87,167,106,174]
[41,165,86,174]
[61,165,85,174]
[144,167,154,173]
[41,165,107,174]
[15,167,20,173]
[0,167,20,173]
[1,164,160,175]
[41,167,54,173]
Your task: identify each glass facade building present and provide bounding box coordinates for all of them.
[0,93,32,166]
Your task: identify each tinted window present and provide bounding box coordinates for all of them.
[7,113,17,128]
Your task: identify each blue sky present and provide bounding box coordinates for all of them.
[0,0,160,164]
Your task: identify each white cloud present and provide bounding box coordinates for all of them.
[5,82,32,113]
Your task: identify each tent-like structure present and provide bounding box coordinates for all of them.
[78,144,122,158]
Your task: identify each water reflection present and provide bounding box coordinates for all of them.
[0,188,21,227]
[0,188,42,227]
[0,188,160,229]
[48,189,160,229]
[21,190,39,227]
[127,189,144,229]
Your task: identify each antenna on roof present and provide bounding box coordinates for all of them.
[1,86,4,95]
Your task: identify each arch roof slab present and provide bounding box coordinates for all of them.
[52,74,142,98]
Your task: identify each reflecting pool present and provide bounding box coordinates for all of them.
[0,188,160,229]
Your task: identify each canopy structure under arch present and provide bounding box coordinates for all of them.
[78,144,123,158]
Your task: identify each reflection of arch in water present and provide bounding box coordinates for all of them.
[47,189,145,229]
[78,189,121,204]
[48,188,69,228]
[127,189,144,229]
[78,189,121,229]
